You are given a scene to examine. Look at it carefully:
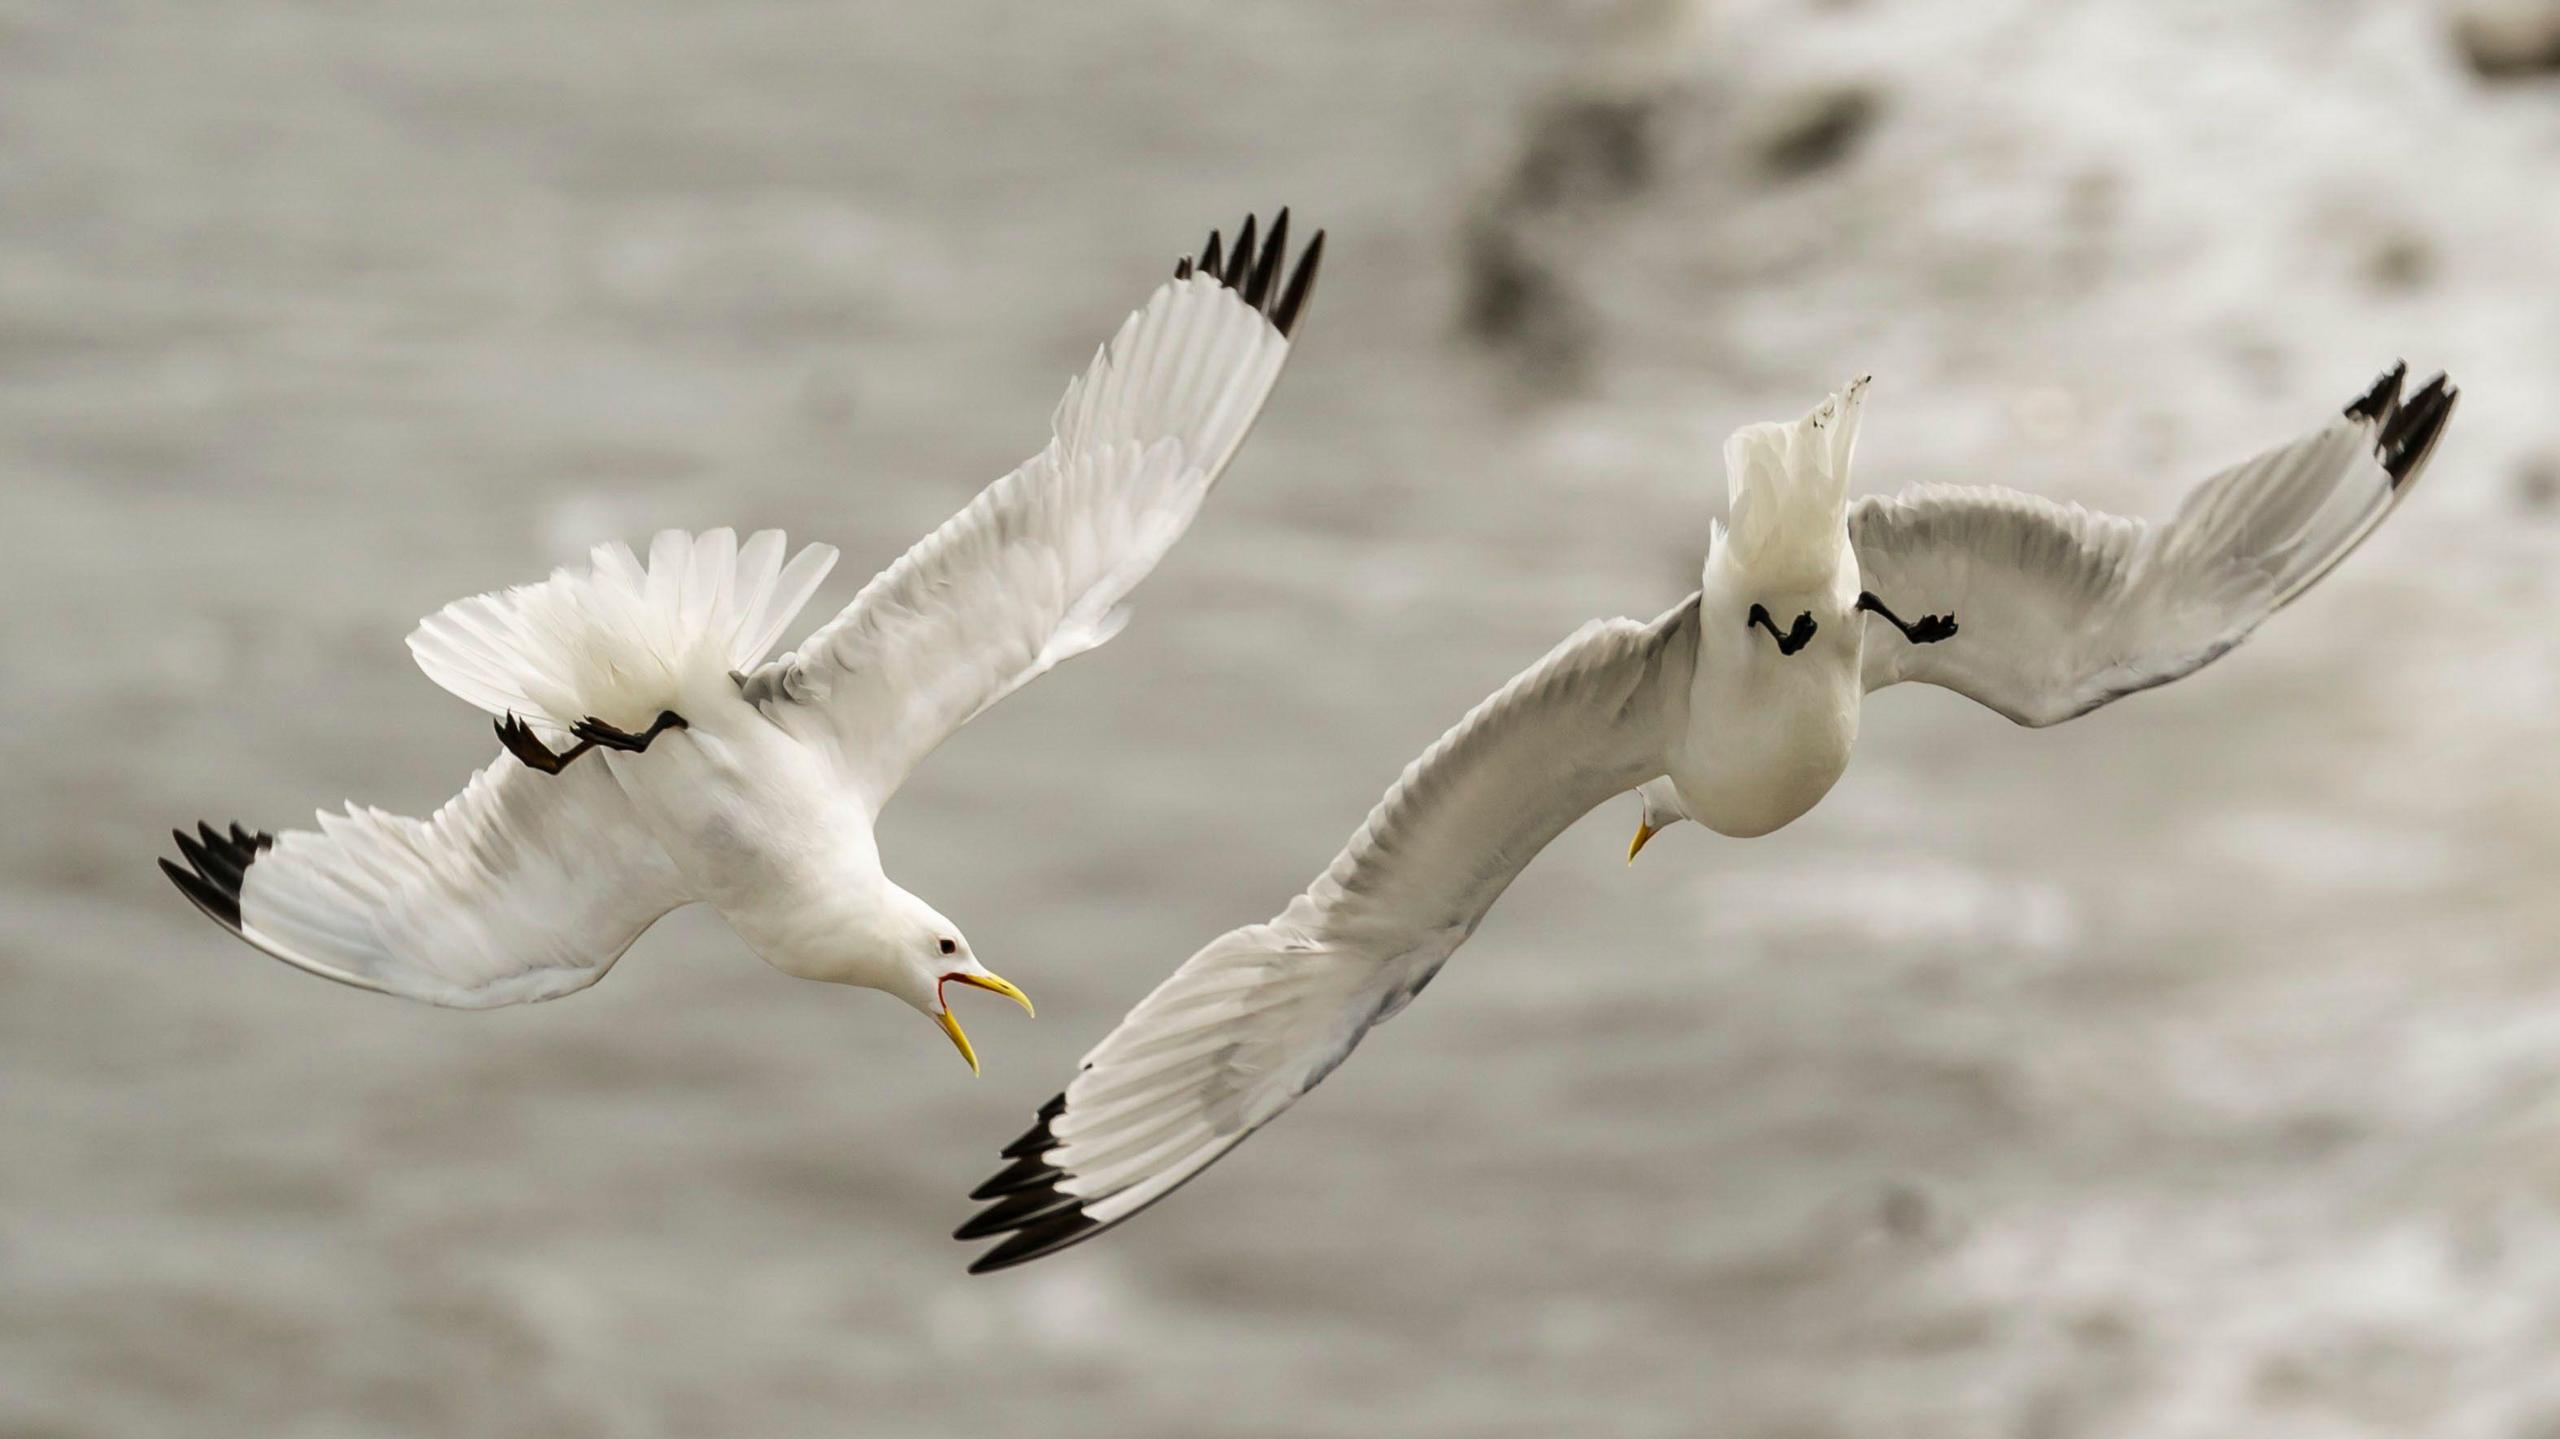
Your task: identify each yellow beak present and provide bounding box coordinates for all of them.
[1627,818,1660,864]
[934,971,1036,1076]
[935,1007,981,1075]
[947,970,1035,1017]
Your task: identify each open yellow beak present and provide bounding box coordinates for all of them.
[1627,818,1660,864]
[934,971,1036,1076]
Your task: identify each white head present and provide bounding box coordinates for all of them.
[841,883,1033,1075]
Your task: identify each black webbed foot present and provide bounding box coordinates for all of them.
[496,713,591,775]
[1747,603,1820,656]
[1857,591,1957,645]
[498,710,685,774]
[569,710,689,754]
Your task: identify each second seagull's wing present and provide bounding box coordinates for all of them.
[959,597,1701,1272]
[1850,365,2455,727]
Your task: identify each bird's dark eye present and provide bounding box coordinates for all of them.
[938,937,957,956]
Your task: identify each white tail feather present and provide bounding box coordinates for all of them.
[407,528,838,731]
[1719,377,1867,585]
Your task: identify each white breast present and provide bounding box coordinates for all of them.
[604,687,878,959]
[1666,580,1865,839]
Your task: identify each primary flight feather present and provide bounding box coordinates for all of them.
[960,362,2453,1270]
[161,212,1324,1072]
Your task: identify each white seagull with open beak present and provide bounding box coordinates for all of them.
[161,212,1323,1073]
[959,363,2453,1269]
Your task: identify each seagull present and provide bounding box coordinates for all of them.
[159,211,1324,1073]
[958,363,2456,1270]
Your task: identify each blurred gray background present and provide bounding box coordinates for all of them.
[7,1,2560,1435]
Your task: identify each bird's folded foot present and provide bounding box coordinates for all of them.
[1857,591,1957,645]
[570,710,689,754]
[1747,603,1820,655]
[496,713,589,775]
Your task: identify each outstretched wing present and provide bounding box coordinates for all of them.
[958,597,1702,1272]
[742,212,1324,811]
[1849,365,2455,727]
[160,754,689,1009]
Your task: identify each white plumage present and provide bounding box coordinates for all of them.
[960,363,2455,1271]
[409,527,841,740]
[1847,399,2431,723]
[164,213,1324,1073]
[192,758,686,1009]
[744,260,1296,807]
[1001,610,1697,1232]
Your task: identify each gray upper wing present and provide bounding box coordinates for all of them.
[1850,365,2454,727]
[957,595,1703,1271]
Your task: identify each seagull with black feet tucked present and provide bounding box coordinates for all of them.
[1625,361,2454,854]
[160,212,1324,1073]
[958,363,2454,1270]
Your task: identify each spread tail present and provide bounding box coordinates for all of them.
[408,529,837,732]
[1719,376,1866,584]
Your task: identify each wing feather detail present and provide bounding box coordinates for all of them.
[744,214,1324,808]
[960,597,1701,1271]
[1851,366,2455,726]
[161,755,688,1008]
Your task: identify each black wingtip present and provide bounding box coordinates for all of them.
[2339,362,2457,491]
[160,822,274,932]
[968,1209,1104,1275]
[953,1187,1083,1242]
[1242,208,1288,308]
[160,858,236,929]
[963,1092,1109,1272]
[2344,360,2407,425]
[960,1087,1240,1276]
[2378,371,2458,489]
[1176,212,1325,340]
[1225,213,1259,288]
[1271,229,1324,339]
[998,1092,1069,1159]
[969,1152,1065,1201]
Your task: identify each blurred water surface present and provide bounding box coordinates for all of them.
[7,2,2560,1435]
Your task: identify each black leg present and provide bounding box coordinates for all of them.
[496,714,597,775]
[1857,591,1957,644]
[1746,603,1820,656]
[570,710,690,754]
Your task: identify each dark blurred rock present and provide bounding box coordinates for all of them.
[2452,0,2560,78]
[1456,211,1595,383]
[1453,0,1717,385]
[1876,1179,1966,1249]
[1752,84,1881,181]
[2366,233,2438,292]
[2515,451,2560,512]
[1512,93,1664,210]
